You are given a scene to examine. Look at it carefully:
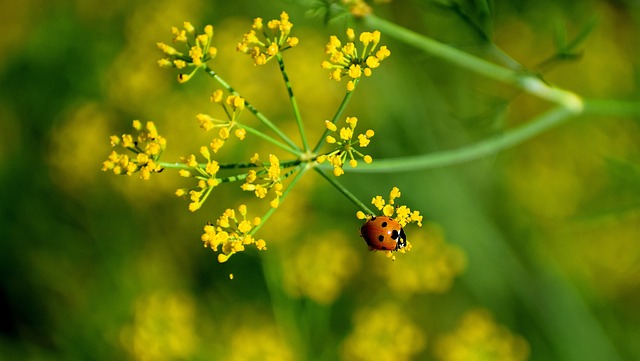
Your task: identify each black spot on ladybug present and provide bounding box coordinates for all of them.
[377,235,384,242]
[381,221,388,228]
[391,230,399,240]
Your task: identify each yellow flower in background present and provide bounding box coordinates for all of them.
[322,28,390,91]
[226,323,295,361]
[316,116,374,176]
[282,231,360,304]
[376,223,466,294]
[342,0,373,17]
[341,302,426,361]
[201,204,266,263]
[434,309,530,361]
[237,11,299,65]
[102,120,166,180]
[120,292,199,361]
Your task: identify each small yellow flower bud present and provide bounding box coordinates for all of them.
[364,155,373,163]
[184,21,195,34]
[356,211,366,219]
[179,169,191,177]
[211,89,224,103]
[199,146,210,160]
[326,135,336,144]
[347,80,355,92]
[346,28,355,41]
[325,120,337,131]
[350,159,358,167]
[287,37,299,47]
[234,128,246,140]
[204,25,213,37]
[157,58,173,68]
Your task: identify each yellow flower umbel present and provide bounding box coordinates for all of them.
[241,153,285,208]
[157,22,217,83]
[316,116,374,176]
[201,204,266,263]
[434,309,530,361]
[197,90,247,153]
[340,302,426,361]
[322,28,390,91]
[102,120,166,180]
[357,187,423,260]
[176,146,220,212]
[237,11,299,66]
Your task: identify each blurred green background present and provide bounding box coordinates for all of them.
[1,0,639,360]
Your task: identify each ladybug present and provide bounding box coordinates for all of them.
[360,216,407,251]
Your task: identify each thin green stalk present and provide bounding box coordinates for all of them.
[203,65,301,152]
[363,15,584,111]
[276,53,309,152]
[242,123,302,155]
[160,159,302,171]
[250,164,308,235]
[313,166,375,215]
[312,80,358,153]
[344,105,576,172]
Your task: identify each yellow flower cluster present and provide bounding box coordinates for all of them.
[434,309,530,361]
[358,187,423,228]
[342,0,373,17]
[316,116,374,176]
[237,11,299,66]
[340,302,426,361]
[157,22,217,83]
[322,28,391,91]
[201,204,266,263]
[176,146,220,212]
[197,90,247,153]
[283,231,360,304]
[241,153,284,208]
[121,292,199,361]
[102,120,165,180]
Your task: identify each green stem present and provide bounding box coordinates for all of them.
[160,159,302,171]
[363,15,583,111]
[203,65,301,152]
[345,105,576,172]
[242,123,302,155]
[313,166,375,215]
[312,80,358,153]
[276,53,309,152]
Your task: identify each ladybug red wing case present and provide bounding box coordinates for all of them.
[360,216,407,251]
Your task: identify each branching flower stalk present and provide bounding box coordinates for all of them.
[103,5,638,264]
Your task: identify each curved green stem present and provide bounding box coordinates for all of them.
[203,65,301,153]
[312,80,359,153]
[313,166,375,215]
[276,53,309,152]
[345,105,576,172]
